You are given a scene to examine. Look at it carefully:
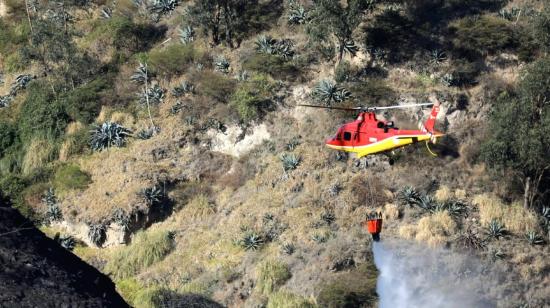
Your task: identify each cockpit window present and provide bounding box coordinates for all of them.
[343,132,352,141]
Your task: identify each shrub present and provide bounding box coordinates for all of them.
[88,223,106,246]
[148,44,198,77]
[105,229,175,280]
[21,138,57,175]
[267,291,315,308]
[335,61,352,83]
[256,260,291,295]
[185,194,216,218]
[230,74,276,122]
[62,78,111,124]
[53,164,91,191]
[473,194,539,235]
[317,263,377,308]
[140,186,164,206]
[0,121,18,157]
[242,53,300,80]
[195,71,236,102]
[449,15,516,56]
[4,52,28,73]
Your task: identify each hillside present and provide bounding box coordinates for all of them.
[1,0,549,307]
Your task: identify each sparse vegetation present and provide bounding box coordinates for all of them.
[256,260,291,295]
[90,122,131,151]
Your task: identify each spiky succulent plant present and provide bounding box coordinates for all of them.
[441,73,455,87]
[525,231,544,245]
[141,185,164,206]
[0,95,12,108]
[285,137,300,151]
[131,62,149,84]
[149,0,179,19]
[136,126,159,140]
[430,49,447,65]
[43,188,63,223]
[88,223,106,246]
[100,6,112,19]
[255,35,277,54]
[240,232,264,251]
[341,40,359,57]
[313,80,351,106]
[415,195,438,211]
[138,84,165,105]
[281,242,295,255]
[170,101,184,115]
[90,121,131,151]
[432,199,467,217]
[397,186,420,206]
[275,39,295,60]
[321,211,336,225]
[58,235,76,250]
[10,74,33,96]
[487,220,506,239]
[112,208,130,231]
[263,213,274,222]
[288,2,308,25]
[311,232,329,243]
[171,80,194,97]
[178,25,195,44]
[214,56,230,74]
[280,153,301,171]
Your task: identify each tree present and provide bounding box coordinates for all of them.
[481,57,550,208]
[307,0,377,63]
[186,0,253,48]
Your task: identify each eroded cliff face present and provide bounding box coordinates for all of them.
[0,197,128,307]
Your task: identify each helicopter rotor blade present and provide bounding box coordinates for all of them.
[297,104,362,111]
[366,103,434,111]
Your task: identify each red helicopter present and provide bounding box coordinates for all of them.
[299,96,443,161]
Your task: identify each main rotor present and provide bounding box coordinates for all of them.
[298,102,434,113]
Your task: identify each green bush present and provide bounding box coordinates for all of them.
[256,260,292,295]
[317,263,378,308]
[267,291,316,308]
[335,61,352,83]
[148,44,198,78]
[534,6,550,53]
[105,230,175,280]
[230,74,275,122]
[242,53,300,80]
[88,17,165,53]
[195,71,237,102]
[348,78,396,106]
[0,121,18,158]
[18,81,70,143]
[62,78,112,124]
[450,15,516,56]
[53,164,91,191]
[4,52,28,73]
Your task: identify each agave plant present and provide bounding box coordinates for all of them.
[0,95,12,108]
[171,80,194,97]
[58,235,76,250]
[149,0,179,19]
[280,153,301,171]
[136,126,159,140]
[288,2,308,25]
[441,73,455,87]
[43,188,63,223]
[131,62,149,84]
[255,35,277,54]
[525,231,544,245]
[112,208,130,231]
[10,74,33,96]
[90,122,132,151]
[178,25,195,44]
[263,213,274,222]
[100,6,112,19]
[498,7,521,21]
[275,39,295,60]
[214,56,230,74]
[311,232,329,243]
[430,49,447,65]
[432,199,467,218]
[281,242,295,255]
[45,8,73,26]
[455,227,485,250]
[321,211,336,225]
[138,84,165,105]
[286,137,301,151]
[488,248,505,261]
[341,40,359,57]
[170,101,184,115]
[240,232,264,251]
[88,223,106,246]
[487,220,506,239]
[398,186,420,206]
[415,195,438,211]
[313,80,351,106]
[141,185,164,206]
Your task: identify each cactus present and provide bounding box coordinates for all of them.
[214,56,230,74]
[90,122,131,151]
[178,25,195,44]
[281,242,295,255]
[487,220,506,239]
[525,231,544,245]
[280,153,301,171]
[312,80,351,106]
[138,84,165,105]
[88,224,106,246]
[240,232,264,251]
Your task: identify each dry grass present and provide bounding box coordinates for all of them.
[399,212,457,247]
[383,203,400,221]
[22,138,57,175]
[473,194,539,234]
[182,194,216,219]
[267,290,316,308]
[434,185,453,203]
[256,260,292,295]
